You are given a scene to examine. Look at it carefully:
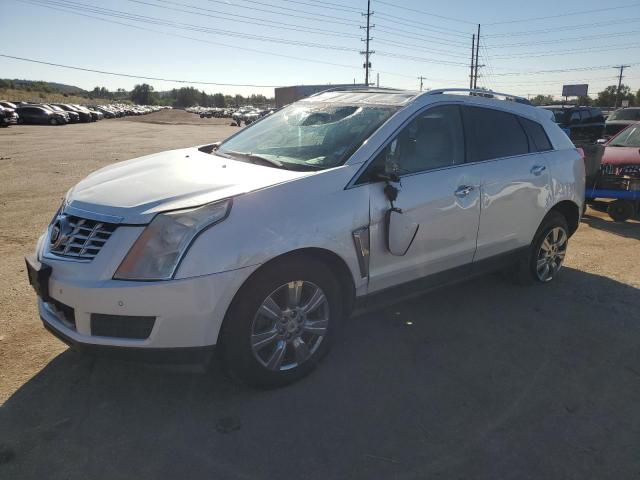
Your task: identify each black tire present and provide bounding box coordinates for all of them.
[220,257,342,388]
[508,211,569,285]
[607,199,634,222]
[17,117,24,125]
[49,118,58,126]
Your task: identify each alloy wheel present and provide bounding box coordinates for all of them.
[250,280,329,371]
[536,226,568,282]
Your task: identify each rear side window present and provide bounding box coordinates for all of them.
[462,106,529,162]
[590,108,604,123]
[519,117,553,152]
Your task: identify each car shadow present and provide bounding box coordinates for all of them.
[2,268,640,480]
[582,210,640,241]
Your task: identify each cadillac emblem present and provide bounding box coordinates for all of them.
[50,214,72,250]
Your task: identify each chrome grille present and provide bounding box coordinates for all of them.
[49,215,117,260]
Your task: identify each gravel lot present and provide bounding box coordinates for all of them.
[1,110,639,479]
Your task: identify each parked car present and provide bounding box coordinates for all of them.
[0,105,19,126]
[604,107,640,137]
[585,122,640,221]
[0,106,17,127]
[541,105,605,145]
[16,105,68,125]
[41,104,78,123]
[69,104,100,121]
[0,100,18,110]
[53,103,92,122]
[90,105,116,119]
[27,88,583,387]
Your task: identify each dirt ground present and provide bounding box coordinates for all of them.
[1,110,639,479]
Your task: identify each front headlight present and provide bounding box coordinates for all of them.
[114,199,231,281]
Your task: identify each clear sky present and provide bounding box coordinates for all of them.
[1,0,639,99]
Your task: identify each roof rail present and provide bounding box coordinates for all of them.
[426,88,531,105]
[308,85,404,98]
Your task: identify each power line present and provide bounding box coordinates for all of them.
[15,0,428,82]
[485,1,640,26]
[375,27,471,49]
[25,0,359,52]
[216,0,359,25]
[374,0,477,25]
[485,16,640,37]
[373,12,471,37]
[0,53,283,87]
[491,42,640,59]
[374,38,470,59]
[275,0,361,15]
[491,63,640,76]
[16,1,367,71]
[304,0,361,13]
[485,29,640,48]
[127,0,360,39]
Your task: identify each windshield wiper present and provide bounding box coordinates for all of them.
[220,150,287,169]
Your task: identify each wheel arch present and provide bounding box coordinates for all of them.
[219,247,357,343]
[549,200,580,236]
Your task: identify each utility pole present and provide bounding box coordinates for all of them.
[418,75,426,91]
[473,24,480,89]
[469,34,475,89]
[360,0,374,86]
[614,64,630,108]
[376,72,380,87]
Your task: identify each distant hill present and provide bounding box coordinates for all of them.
[0,79,87,94]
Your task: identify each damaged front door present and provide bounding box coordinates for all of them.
[364,104,482,293]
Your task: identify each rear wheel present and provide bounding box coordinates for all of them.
[220,257,341,388]
[509,211,569,284]
[607,199,635,222]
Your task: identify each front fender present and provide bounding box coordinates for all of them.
[174,165,370,295]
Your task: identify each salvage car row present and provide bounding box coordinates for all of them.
[186,105,276,126]
[0,101,168,127]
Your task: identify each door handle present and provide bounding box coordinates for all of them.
[531,165,546,175]
[454,185,474,198]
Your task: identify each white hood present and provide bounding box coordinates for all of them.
[65,147,312,224]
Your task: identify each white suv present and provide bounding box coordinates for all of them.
[27,88,584,387]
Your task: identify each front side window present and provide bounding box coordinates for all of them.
[217,102,397,171]
[463,106,529,162]
[384,105,465,175]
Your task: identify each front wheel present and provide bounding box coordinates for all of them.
[220,257,341,388]
[509,211,569,284]
[49,118,58,125]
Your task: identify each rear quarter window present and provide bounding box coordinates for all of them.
[519,117,553,152]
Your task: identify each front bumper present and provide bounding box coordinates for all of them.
[36,260,258,357]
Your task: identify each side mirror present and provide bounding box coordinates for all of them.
[596,138,607,145]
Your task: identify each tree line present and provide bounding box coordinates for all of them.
[107,83,272,107]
